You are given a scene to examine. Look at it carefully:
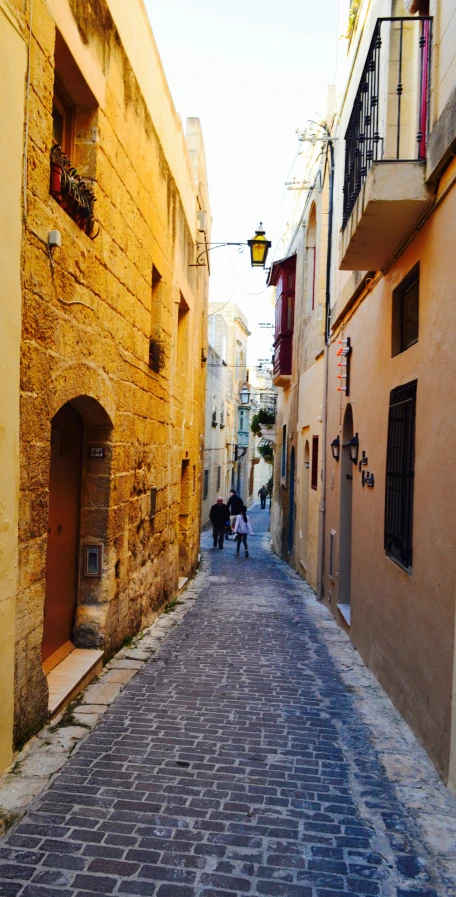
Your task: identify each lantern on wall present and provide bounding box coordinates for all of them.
[248,222,272,268]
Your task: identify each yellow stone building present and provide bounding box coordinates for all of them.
[1,0,210,763]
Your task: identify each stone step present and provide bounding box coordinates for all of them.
[47,648,104,717]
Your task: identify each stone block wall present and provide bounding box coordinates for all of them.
[14,0,209,745]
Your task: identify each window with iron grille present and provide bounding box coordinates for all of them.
[311,436,319,490]
[384,381,417,569]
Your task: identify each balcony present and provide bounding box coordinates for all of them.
[340,17,433,272]
[273,336,292,387]
[268,255,296,387]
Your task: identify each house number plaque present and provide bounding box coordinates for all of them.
[89,446,105,458]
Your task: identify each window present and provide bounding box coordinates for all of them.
[217,466,221,491]
[50,32,98,235]
[212,396,217,427]
[311,436,319,490]
[203,469,209,499]
[274,264,295,341]
[384,381,417,569]
[149,268,164,372]
[52,80,75,157]
[306,205,317,315]
[180,459,190,515]
[149,488,157,520]
[177,295,190,375]
[281,424,287,478]
[392,263,419,357]
[220,401,225,428]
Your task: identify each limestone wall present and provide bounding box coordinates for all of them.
[15,0,209,745]
[0,1,27,773]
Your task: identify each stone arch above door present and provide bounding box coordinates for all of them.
[50,361,116,427]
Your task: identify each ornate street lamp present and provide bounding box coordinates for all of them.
[345,433,359,465]
[240,383,251,405]
[192,223,271,269]
[330,436,340,461]
[247,222,272,268]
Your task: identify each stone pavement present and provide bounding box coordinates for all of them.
[1,504,456,896]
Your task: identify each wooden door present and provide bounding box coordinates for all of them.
[42,403,83,663]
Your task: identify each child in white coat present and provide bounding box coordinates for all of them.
[233,505,254,558]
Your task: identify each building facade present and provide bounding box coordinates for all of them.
[11,0,210,753]
[203,302,252,513]
[324,0,456,787]
[270,0,456,787]
[269,107,332,589]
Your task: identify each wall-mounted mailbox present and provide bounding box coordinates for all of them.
[84,544,102,576]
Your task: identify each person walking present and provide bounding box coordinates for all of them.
[258,485,268,509]
[233,504,254,558]
[227,488,244,531]
[209,496,230,549]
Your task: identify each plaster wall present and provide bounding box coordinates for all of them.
[0,1,26,772]
[324,172,456,780]
[15,0,209,744]
[270,148,327,586]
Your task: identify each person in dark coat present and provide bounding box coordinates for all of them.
[258,485,268,509]
[227,488,244,529]
[209,496,230,549]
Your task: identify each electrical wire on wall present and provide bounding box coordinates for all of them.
[23,0,34,221]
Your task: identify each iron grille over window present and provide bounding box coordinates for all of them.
[342,17,432,230]
[384,380,417,568]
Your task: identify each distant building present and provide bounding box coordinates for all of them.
[202,302,251,520]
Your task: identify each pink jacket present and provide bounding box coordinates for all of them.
[233,514,253,535]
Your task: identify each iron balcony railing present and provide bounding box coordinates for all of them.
[342,16,432,230]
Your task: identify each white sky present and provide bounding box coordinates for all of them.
[144,0,341,366]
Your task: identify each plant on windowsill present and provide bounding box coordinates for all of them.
[148,335,166,373]
[50,144,99,238]
[258,440,274,465]
[250,408,276,437]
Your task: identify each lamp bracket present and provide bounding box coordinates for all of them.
[190,242,246,267]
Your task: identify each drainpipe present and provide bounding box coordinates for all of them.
[316,136,334,601]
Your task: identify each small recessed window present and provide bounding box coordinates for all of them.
[150,487,157,520]
[203,469,209,500]
[392,263,419,357]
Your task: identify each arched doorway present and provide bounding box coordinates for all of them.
[42,403,83,664]
[339,404,354,614]
[288,446,295,552]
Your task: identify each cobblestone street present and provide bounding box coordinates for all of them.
[1,505,455,896]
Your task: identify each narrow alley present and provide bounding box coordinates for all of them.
[0,505,455,896]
